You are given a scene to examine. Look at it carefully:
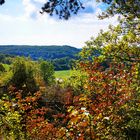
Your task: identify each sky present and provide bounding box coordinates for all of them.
[0,0,118,48]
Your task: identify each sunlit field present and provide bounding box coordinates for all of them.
[55,70,71,79]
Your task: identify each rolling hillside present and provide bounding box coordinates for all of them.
[0,45,80,60]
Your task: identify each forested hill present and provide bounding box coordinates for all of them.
[0,45,81,60]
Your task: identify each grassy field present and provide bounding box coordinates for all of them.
[54,70,71,79]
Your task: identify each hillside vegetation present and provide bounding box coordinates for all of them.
[0,45,80,60]
[0,45,81,71]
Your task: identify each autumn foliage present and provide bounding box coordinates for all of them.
[0,12,140,140]
[0,57,139,140]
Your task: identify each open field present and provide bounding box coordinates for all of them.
[54,70,71,79]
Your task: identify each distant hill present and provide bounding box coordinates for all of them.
[0,45,81,60]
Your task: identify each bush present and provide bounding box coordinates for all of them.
[11,57,38,95]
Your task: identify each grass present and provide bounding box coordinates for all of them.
[54,70,71,79]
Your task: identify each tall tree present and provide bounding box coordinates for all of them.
[11,57,38,94]
[80,25,140,64]
[97,0,140,20]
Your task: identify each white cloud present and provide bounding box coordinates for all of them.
[0,1,118,48]
[33,0,46,3]
[22,0,39,19]
[84,0,100,9]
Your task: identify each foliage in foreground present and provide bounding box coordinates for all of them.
[0,25,140,139]
[0,10,140,140]
[0,60,139,139]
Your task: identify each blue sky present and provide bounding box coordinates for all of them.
[0,0,117,48]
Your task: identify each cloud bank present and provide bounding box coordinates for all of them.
[0,0,118,48]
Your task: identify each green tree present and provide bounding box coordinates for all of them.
[80,25,140,64]
[79,23,140,139]
[97,0,140,20]
[40,61,55,85]
[11,57,38,94]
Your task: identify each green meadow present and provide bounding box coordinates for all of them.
[54,70,71,79]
